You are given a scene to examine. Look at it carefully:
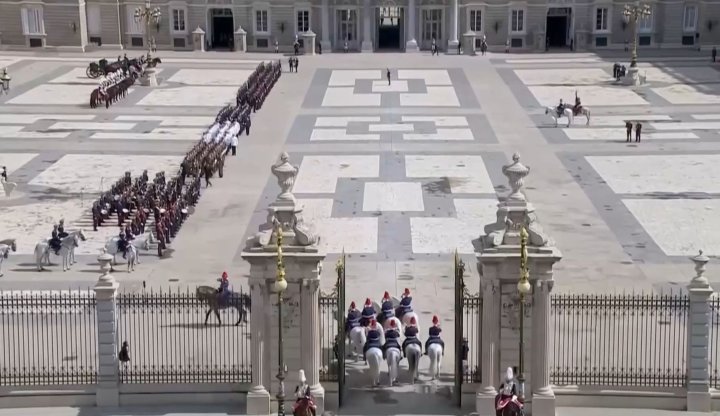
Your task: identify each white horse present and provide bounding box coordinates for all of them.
[386,347,401,386]
[1,180,17,197]
[427,343,443,381]
[565,104,591,125]
[348,326,366,361]
[545,106,574,127]
[0,239,17,277]
[35,233,81,272]
[404,343,422,384]
[125,244,138,272]
[104,233,152,266]
[35,230,85,271]
[366,347,383,387]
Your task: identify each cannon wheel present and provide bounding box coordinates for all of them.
[86,65,100,79]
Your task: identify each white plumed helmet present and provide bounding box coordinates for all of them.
[298,369,306,384]
[505,367,514,382]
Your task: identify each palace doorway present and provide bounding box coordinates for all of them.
[546,7,571,48]
[209,8,234,49]
[377,6,403,50]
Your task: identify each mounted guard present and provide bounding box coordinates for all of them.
[49,224,62,255]
[378,291,394,325]
[402,317,422,356]
[57,219,69,239]
[363,320,383,361]
[556,99,564,118]
[217,271,231,305]
[116,232,128,259]
[383,320,401,358]
[293,369,317,416]
[345,301,361,334]
[396,288,413,319]
[425,315,445,355]
[495,367,523,416]
[573,91,582,116]
[360,298,375,327]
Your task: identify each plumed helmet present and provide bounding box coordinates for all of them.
[383,291,390,300]
[410,317,417,325]
[506,367,514,382]
[222,271,228,279]
[370,318,377,326]
[403,288,410,296]
[365,298,372,306]
[390,319,397,328]
[432,315,439,326]
[299,369,306,384]
[350,301,356,309]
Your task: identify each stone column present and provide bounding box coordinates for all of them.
[247,280,271,415]
[531,279,555,416]
[94,250,120,407]
[302,276,325,413]
[406,0,419,51]
[476,276,500,416]
[448,0,459,49]
[686,251,713,412]
[320,0,331,52]
[361,0,373,52]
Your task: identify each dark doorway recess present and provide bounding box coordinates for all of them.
[378,7,401,50]
[211,8,234,49]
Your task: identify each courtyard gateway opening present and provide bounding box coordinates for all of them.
[546,7,571,48]
[209,8,234,49]
[378,6,403,50]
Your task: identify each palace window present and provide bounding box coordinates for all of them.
[595,7,608,31]
[297,10,310,33]
[638,9,653,33]
[510,9,524,33]
[469,9,482,32]
[422,9,442,41]
[683,5,697,32]
[339,9,356,41]
[125,5,145,34]
[21,6,45,36]
[256,9,269,34]
[171,8,187,33]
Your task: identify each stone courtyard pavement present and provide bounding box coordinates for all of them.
[2,49,720,406]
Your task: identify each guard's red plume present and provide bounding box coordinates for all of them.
[383,291,390,299]
[410,317,417,325]
[365,298,372,306]
[404,288,410,296]
[350,301,356,309]
[370,319,376,326]
[222,271,228,279]
[432,315,439,325]
[390,319,396,328]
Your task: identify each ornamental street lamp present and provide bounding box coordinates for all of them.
[516,226,532,403]
[273,223,288,416]
[134,0,161,54]
[623,2,652,68]
[0,68,11,95]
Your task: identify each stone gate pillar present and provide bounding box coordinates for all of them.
[242,152,326,416]
[474,153,562,416]
[94,249,120,407]
[686,251,713,412]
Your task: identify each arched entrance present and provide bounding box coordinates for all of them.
[208,8,234,49]
[546,7,572,48]
[377,6,403,50]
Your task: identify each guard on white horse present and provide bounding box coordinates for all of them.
[105,232,151,265]
[366,318,386,345]
[360,298,376,327]
[402,316,423,383]
[378,291,395,327]
[0,238,17,278]
[346,301,366,360]
[426,315,445,380]
[383,320,402,386]
[35,229,86,271]
[1,166,17,197]
[363,323,384,387]
[396,288,420,331]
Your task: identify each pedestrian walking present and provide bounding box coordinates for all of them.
[505,40,510,53]
[635,122,642,143]
[274,39,279,54]
[294,57,299,73]
[230,135,238,156]
[625,121,632,142]
[712,46,717,62]
[119,341,130,369]
[386,68,391,85]
[344,40,349,53]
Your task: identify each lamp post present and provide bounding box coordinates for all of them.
[134,0,161,54]
[623,2,652,68]
[0,68,11,96]
[516,226,532,402]
[273,223,288,416]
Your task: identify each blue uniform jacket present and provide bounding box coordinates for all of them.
[425,334,445,354]
[402,336,422,356]
[360,306,376,326]
[345,310,361,333]
[363,330,383,359]
[404,326,419,338]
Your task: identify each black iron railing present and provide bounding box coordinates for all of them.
[0,290,98,386]
[550,292,688,387]
[462,295,482,383]
[115,288,251,384]
[319,294,338,382]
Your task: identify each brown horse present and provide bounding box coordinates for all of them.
[195,286,251,326]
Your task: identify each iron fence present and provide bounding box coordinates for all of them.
[550,292,688,387]
[116,287,251,384]
[709,296,720,388]
[0,290,98,386]
[319,294,338,382]
[461,295,482,383]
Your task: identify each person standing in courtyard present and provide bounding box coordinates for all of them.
[625,121,633,142]
[386,68,391,85]
[635,122,642,143]
[713,46,717,62]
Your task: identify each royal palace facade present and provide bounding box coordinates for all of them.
[0,0,719,52]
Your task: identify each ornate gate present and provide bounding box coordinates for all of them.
[454,250,482,407]
[319,251,346,407]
